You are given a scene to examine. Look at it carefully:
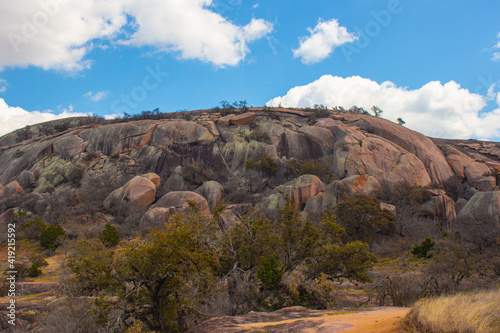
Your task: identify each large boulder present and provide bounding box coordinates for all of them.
[457,191,500,240]
[164,166,188,191]
[19,192,49,216]
[53,135,84,159]
[350,115,454,184]
[264,175,325,211]
[103,176,157,214]
[218,112,256,127]
[231,112,256,126]
[439,145,474,178]
[195,181,224,210]
[333,134,431,186]
[142,207,177,228]
[341,174,381,196]
[16,171,36,190]
[432,195,457,230]
[0,181,24,200]
[302,181,346,220]
[151,191,211,216]
[464,162,496,191]
[457,191,500,227]
[298,126,336,150]
[142,173,161,188]
[150,120,215,146]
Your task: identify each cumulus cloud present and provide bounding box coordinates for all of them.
[123,0,273,66]
[492,32,500,61]
[0,98,87,137]
[293,19,357,64]
[267,75,500,140]
[84,90,109,102]
[0,0,273,72]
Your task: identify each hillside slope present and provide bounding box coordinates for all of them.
[1,107,499,233]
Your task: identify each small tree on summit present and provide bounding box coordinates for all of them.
[397,117,406,125]
[371,105,383,117]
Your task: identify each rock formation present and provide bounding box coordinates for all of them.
[0,107,498,234]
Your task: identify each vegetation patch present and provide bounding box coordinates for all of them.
[403,289,500,333]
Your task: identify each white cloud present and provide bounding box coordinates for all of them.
[123,0,273,67]
[267,75,500,140]
[0,79,6,93]
[293,19,357,64]
[84,90,109,102]
[492,32,500,61]
[104,114,119,120]
[0,0,272,72]
[253,4,259,8]
[0,98,87,137]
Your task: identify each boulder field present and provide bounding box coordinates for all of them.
[0,107,499,230]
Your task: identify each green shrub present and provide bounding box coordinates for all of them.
[100,224,120,247]
[40,225,66,250]
[29,264,42,277]
[244,153,278,177]
[21,217,47,241]
[257,256,283,290]
[411,238,435,258]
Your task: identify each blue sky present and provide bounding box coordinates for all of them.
[0,0,499,140]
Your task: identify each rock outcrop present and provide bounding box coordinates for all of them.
[264,175,325,211]
[341,174,381,196]
[151,191,211,216]
[0,107,499,237]
[457,191,500,230]
[0,181,24,200]
[53,135,84,159]
[348,114,454,184]
[195,181,224,210]
[16,171,36,190]
[104,176,157,214]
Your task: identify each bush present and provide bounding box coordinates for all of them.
[40,225,66,250]
[29,263,42,277]
[30,254,49,268]
[21,217,47,241]
[53,121,71,133]
[257,256,283,290]
[375,273,430,307]
[99,224,120,247]
[244,153,278,177]
[285,158,335,183]
[412,238,435,258]
[336,195,396,243]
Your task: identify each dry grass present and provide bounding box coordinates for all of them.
[404,289,500,333]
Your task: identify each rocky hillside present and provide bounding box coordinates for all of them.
[1,107,499,235]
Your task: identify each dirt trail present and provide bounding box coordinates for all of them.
[322,307,411,333]
[189,306,411,333]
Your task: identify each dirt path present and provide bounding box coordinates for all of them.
[189,306,411,333]
[320,307,411,333]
